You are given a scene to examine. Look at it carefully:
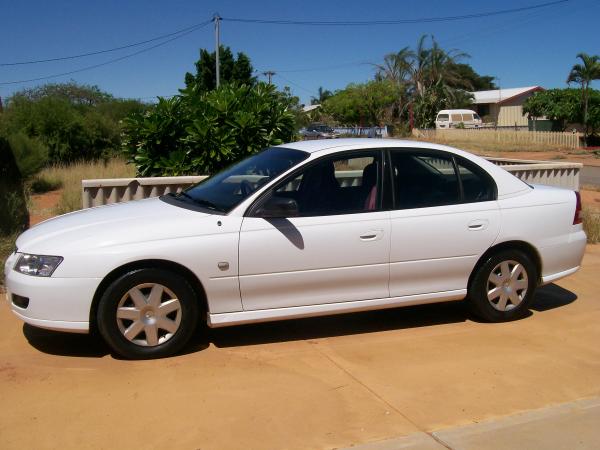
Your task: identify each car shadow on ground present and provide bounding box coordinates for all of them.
[196,283,579,350]
[22,283,578,358]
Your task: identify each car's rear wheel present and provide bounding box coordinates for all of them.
[97,268,199,359]
[468,250,537,322]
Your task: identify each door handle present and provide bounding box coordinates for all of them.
[468,219,489,231]
[360,229,383,241]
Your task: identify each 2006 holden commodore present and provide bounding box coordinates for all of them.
[5,139,586,358]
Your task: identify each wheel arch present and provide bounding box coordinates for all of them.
[468,240,543,290]
[89,259,208,333]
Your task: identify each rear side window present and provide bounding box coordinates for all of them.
[450,114,463,122]
[455,157,496,202]
[391,152,460,209]
[390,151,497,209]
[462,113,474,121]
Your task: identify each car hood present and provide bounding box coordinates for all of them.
[16,197,213,255]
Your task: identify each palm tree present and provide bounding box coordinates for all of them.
[310,86,333,105]
[567,53,600,141]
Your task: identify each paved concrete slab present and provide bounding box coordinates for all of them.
[434,397,600,450]
[342,432,445,450]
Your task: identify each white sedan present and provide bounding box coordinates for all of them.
[4,139,586,358]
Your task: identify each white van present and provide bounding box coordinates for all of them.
[435,109,482,129]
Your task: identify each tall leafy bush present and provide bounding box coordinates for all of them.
[122,83,296,176]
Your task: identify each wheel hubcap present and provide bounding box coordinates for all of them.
[116,283,182,347]
[487,260,528,312]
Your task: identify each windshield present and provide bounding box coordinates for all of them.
[164,147,309,213]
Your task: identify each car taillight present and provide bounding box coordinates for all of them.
[573,191,583,225]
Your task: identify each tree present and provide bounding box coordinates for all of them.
[374,35,478,128]
[446,63,497,91]
[184,46,255,91]
[0,82,148,165]
[0,137,29,235]
[322,80,401,125]
[122,82,296,177]
[310,86,333,105]
[567,53,600,142]
[523,88,600,133]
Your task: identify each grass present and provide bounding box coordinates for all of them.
[37,158,135,215]
[29,175,63,194]
[583,208,600,244]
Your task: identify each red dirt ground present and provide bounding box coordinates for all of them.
[29,190,62,225]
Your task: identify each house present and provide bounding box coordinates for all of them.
[471,86,543,128]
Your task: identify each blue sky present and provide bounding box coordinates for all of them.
[1,0,598,104]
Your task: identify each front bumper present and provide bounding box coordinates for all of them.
[5,252,100,333]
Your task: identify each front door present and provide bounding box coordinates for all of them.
[238,150,391,311]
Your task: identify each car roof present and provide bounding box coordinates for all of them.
[278,138,429,153]
[437,109,477,115]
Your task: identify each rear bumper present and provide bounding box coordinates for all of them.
[539,229,586,285]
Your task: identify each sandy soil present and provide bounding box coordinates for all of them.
[1,246,599,449]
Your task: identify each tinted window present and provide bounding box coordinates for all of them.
[455,158,496,202]
[269,151,381,216]
[391,151,460,209]
[437,114,449,121]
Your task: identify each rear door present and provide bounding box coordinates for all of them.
[388,149,500,297]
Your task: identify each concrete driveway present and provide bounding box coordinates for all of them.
[1,246,599,450]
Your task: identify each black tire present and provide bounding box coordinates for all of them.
[97,268,199,359]
[468,249,537,322]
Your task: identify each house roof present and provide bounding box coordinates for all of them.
[471,86,543,105]
[302,104,321,113]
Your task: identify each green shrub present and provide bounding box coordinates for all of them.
[7,132,48,178]
[122,82,296,176]
[30,175,63,194]
[0,137,29,235]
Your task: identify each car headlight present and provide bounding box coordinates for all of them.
[13,253,63,277]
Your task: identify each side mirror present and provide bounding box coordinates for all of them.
[254,196,299,218]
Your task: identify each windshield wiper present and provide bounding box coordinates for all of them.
[176,192,223,211]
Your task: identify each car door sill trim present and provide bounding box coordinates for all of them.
[207,289,466,327]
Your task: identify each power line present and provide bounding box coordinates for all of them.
[0,20,212,86]
[275,74,316,96]
[0,18,213,66]
[222,0,568,26]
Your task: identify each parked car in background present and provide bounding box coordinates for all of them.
[436,109,483,129]
[299,123,340,139]
[5,139,586,359]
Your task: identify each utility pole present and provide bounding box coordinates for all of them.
[263,71,275,85]
[214,14,221,88]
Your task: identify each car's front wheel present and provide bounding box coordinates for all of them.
[468,250,537,322]
[97,268,199,359]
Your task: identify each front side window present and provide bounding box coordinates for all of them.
[164,147,308,213]
[265,151,382,216]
